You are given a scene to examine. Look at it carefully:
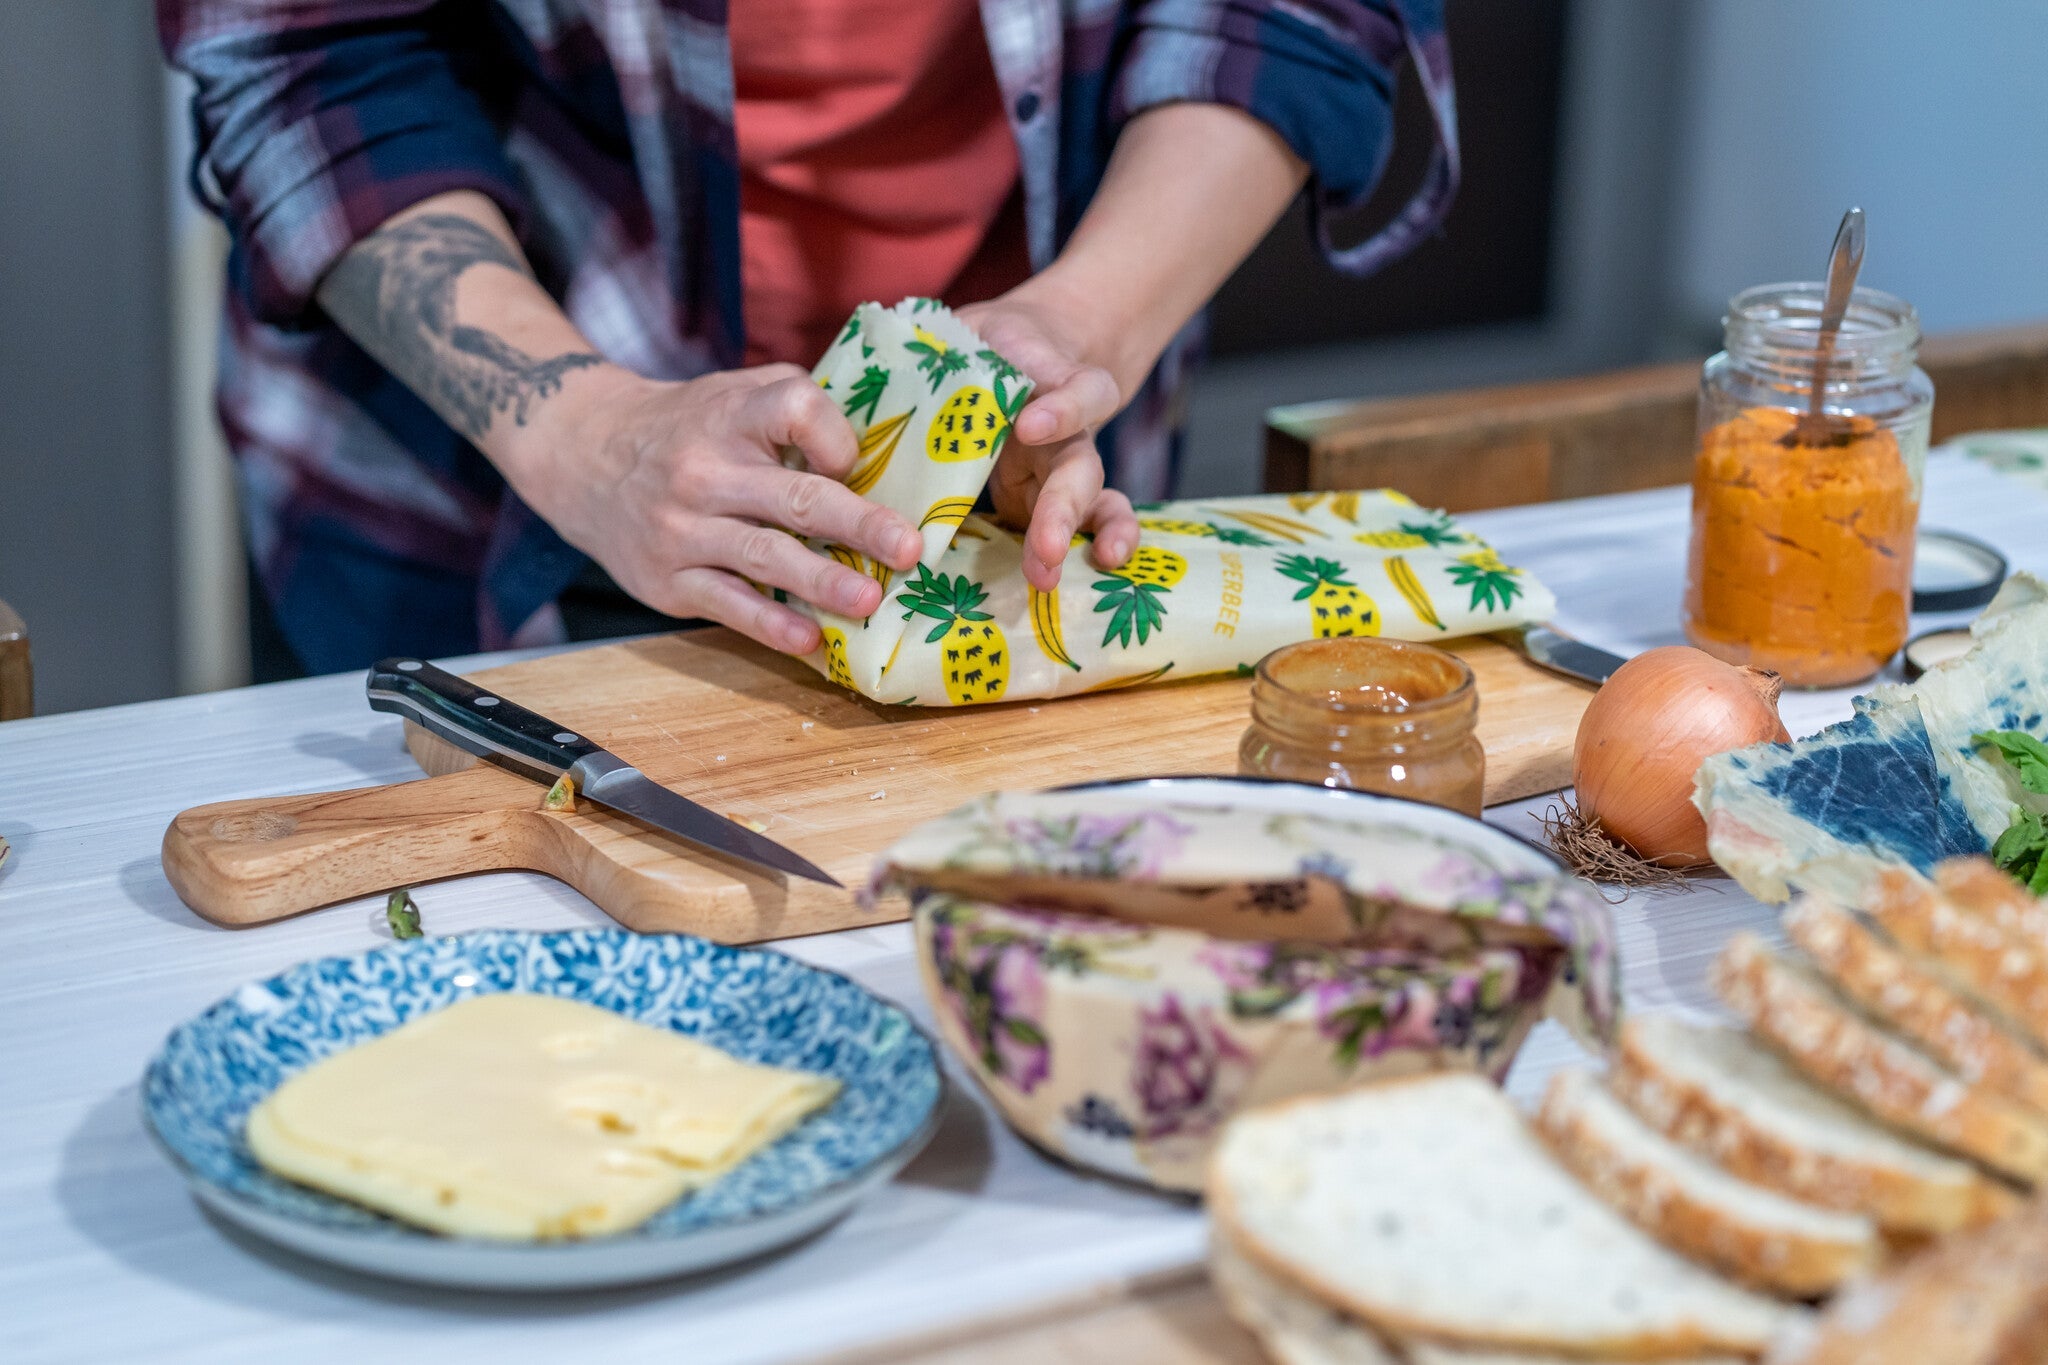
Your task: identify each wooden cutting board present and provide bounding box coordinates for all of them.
[163,629,1594,940]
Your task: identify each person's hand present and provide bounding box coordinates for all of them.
[512,364,924,655]
[956,291,1139,590]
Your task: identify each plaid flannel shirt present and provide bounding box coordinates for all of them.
[160,0,1457,670]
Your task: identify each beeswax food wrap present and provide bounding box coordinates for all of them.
[869,788,1618,1190]
[1696,572,2048,904]
[799,299,1031,695]
[794,301,1556,706]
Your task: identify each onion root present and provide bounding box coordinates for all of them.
[1536,796,1710,899]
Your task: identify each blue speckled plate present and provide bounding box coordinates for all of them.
[142,929,943,1290]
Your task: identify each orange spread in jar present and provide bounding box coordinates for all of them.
[1682,406,1916,688]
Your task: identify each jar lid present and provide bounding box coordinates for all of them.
[1901,627,1974,681]
[1913,529,2007,613]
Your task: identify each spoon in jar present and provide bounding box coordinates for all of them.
[1785,206,1866,446]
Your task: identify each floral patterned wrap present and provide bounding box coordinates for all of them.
[788,301,1556,707]
[885,789,1618,1192]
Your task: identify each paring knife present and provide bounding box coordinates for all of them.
[1506,626,1630,687]
[367,658,841,887]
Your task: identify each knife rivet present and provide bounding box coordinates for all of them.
[475,696,500,707]
[396,660,423,672]
[553,732,580,744]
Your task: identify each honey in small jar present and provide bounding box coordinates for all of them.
[1238,638,1484,816]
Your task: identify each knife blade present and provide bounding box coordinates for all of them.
[366,657,841,887]
[1507,626,1630,687]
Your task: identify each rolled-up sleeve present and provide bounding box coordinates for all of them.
[1111,0,1459,276]
[159,1,531,324]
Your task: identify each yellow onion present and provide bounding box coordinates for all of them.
[1572,646,1789,868]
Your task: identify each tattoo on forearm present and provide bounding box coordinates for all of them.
[318,214,601,441]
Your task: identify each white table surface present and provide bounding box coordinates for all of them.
[4,451,2042,1365]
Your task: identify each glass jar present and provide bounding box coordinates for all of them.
[1238,638,1485,816]
[1682,283,1934,688]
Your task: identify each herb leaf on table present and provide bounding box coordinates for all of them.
[1975,729,2048,795]
[385,888,424,940]
[1990,810,2048,894]
[1976,730,2048,891]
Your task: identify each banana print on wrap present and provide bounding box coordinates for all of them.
[781,301,1556,706]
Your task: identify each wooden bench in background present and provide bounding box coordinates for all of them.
[0,598,29,721]
[1264,321,2048,511]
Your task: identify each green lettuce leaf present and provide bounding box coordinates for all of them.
[1974,729,2048,794]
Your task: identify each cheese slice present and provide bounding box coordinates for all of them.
[245,993,840,1239]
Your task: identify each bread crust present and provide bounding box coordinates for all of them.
[1770,1194,2048,1365]
[1206,1079,1787,1361]
[1711,933,2048,1184]
[1869,868,2048,1053]
[1611,1018,2016,1235]
[1938,854,2048,949]
[1534,1070,1879,1297]
[1786,897,2048,1119]
[1212,1218,1752,1365]
[1209,1220,1406,1365]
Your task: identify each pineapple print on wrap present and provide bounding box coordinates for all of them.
[820,629,854,689]
[1449,546,1526,613]
[926,347,1027,464]
[899,564,1009,703]
[1356,515,1466,550]
[1276,555,1379,638]
[1093,546,1186,649]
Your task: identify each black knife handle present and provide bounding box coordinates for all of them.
[367,657,602,784]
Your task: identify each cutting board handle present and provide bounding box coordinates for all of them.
[162,765,551,927]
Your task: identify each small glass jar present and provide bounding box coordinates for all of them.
[1238,638,1485,816]
[1682,283,1934,688]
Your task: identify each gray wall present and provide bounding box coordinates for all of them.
[0,1,176,713]
[1667,0,2048,340]
[1180,0,1693,496]
[1179,0,2048,498]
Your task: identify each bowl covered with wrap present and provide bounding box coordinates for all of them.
[868,778,1619,1193]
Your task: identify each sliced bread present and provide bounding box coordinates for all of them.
[1208,1074,1794,1358]
[1210,1227,1748,1365]
[1610,1013,2014,1235]
[1535,1067,1880,1296]
[1711,932,2048,1184]
[1939,854,2048,954]
[1868,867,2048,1052]
[1210,1229,1405,1365]
[1767,1193,2048,1365]
[1785,897,2048,1118]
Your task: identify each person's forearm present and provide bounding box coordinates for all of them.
[314,190,923,649]
[315,190,633,493]
[1013,104,1308,398]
